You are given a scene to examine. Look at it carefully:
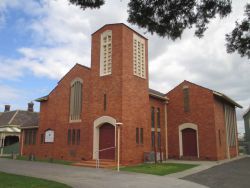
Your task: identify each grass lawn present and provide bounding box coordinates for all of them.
[120,163,198,176]
[1,155,73,165]
[0,171,71,188]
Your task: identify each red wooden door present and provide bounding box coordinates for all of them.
[182,128,198,157]
[99,123,115,160]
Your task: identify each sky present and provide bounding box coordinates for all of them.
[0,0,249,135]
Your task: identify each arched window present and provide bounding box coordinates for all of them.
[70,78,83,121]
[100,30,112,76]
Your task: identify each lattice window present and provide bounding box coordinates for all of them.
[70,78,83,121]
[100,30,112,76]
[133,34,146,78]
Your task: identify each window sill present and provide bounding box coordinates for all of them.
[69,120,82,123]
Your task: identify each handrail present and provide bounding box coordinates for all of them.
[95,146,116,168]
[98,146,115,152]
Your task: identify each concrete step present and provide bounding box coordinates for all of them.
[73,160,117,168]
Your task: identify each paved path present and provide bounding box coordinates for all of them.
[183,156,250,188]
[0,158,206,188]
[167,155,245,178]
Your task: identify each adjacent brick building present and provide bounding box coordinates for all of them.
[21,23,242,165]
[167,81,242,160]
[243,106,250,154]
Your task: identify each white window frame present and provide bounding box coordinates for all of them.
[100,30,112,76]
[69,78,83,122]
[133,33,146,79]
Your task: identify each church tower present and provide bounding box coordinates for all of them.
[90,24,150,164]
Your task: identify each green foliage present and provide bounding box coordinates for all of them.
[0,172,71,188]
[226,4,250,59]
[69,0,104,9]
[127,0,232,40]
[120,163,198,176]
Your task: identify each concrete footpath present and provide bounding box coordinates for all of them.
[182,156,250,188]
[166,155,246,178]
[0,158,207,188]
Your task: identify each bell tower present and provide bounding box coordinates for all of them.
[90,23,150,164]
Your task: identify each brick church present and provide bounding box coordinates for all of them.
[20,23,242,165]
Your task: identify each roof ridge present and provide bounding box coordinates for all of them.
[8,110,19,125]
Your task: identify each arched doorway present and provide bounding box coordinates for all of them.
[93,116,117,160]
[179,123,199,158]
[99,123,115,159]
[182,128,197,157]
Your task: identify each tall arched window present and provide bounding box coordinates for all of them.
[70,78,83,121]
[100,30,112,76]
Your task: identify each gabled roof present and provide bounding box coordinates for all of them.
[243,106,250,117]
[35,63,89,102]
[0,110,39,128]
[149,88,168,101]
[167,80,242,108]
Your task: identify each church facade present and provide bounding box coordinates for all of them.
[20,23,241,165]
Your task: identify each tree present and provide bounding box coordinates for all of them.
[69,0,104,9]
[127,0,232,40]
[226,4,250,59]
[68,0,249,58]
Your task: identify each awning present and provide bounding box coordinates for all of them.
[0,127,20,133]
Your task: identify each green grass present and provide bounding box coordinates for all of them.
[120,163,198,176]
[0,171,71,188]
[1,155,73,165]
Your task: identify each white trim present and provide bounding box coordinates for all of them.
[8,110,19,125]
[93,116,116,159]
[179,123,199,158]
[164,102,168,159]
[100,30,112,76]
[133,33,146,79]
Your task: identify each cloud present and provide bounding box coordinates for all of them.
[0,0,249,134]
[0,84,21,104]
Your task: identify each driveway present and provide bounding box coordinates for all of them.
[0,158,206,188]
[183,156,250,188]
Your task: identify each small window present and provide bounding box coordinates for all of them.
[157,108,160,128]
[28,130,32,145]
[68,129,71,145]
[151,107,155,128]
[151,131,155,148]
[136,128,139,144]
[140,128,143,144]
[183,86,190,112]
[157,132,161,149]
[32,130,37,145]
[72,129,76,145]
[76,129,80,145]
[104,94,107,111]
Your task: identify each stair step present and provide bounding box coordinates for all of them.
[73,160,116,168]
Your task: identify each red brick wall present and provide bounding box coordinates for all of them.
[23,64,92,161]
[149,97,167,160]
[213,96,228,160]
[119,26,151,164]
[21,24,152,164]
[167,81,218,160]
